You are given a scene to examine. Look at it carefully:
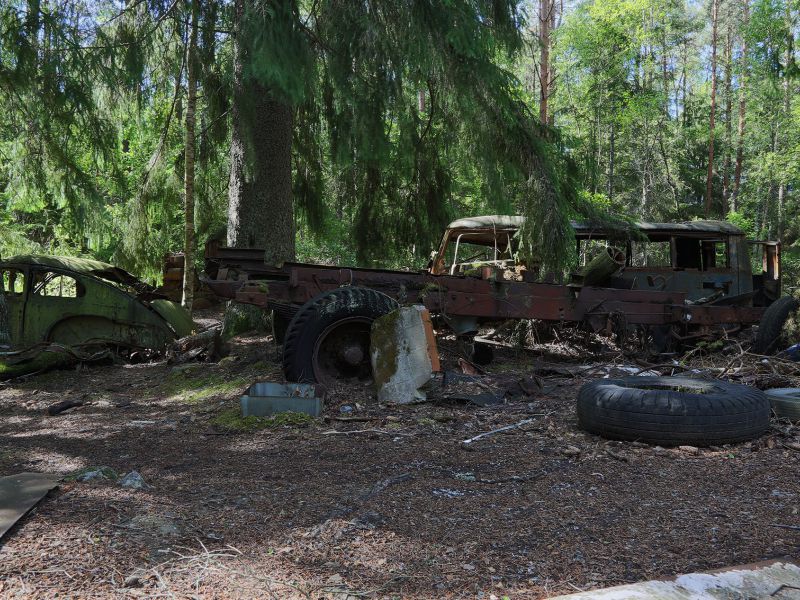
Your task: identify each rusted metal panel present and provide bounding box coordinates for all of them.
[203,215,781,337]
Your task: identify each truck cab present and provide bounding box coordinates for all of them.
[431,216,780,306]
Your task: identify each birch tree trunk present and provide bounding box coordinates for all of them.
[181,0,199,311]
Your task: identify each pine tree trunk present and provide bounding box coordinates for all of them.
[224,0,295,338]
[722,22,733,214]
[181,0,199,311]
[732,0,749,209]
[227,0,294,262]
[539,0,551,124]
[682,39,689,128]
[547,0,557,126]
[608,121,615,201]
[776,0,791,241]
[705,0,720,218]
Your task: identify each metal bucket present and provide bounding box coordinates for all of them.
[240,382,323,417]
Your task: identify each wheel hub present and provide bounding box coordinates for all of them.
[312,317,373,385]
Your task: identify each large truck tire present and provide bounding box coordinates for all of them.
[282,287,398,384]
[764,388,800,421]
[754,296,800,355]
[577,376,770,446]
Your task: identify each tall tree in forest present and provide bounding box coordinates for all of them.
[732,0,749,207]
[776,0,793,241]
[226,0,295,265]
[224,0,577,272]
[722,18,733,210]
[182,0,200,310]
[706,0,720,217]
[539,0,554,124]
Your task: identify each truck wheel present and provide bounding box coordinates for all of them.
[282,287,398,384]
[577,376,770,446]
[754,296,800,355]
[269,303,297,345]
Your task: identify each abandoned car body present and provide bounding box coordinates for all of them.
[0,255,193,357]
[203,216,782,384]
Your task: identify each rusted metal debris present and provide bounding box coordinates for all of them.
[203,216,784,384]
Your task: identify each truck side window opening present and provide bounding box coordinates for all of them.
[674,238,728,270]
[447,231,517,275]
[630,240,671,267]
[674,238,701,269]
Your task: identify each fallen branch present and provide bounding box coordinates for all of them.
[46,399,86,416]
[475,471,545,484]
[461,415,544,445]
[771,523,800,531]
[321,428,410,436]
[360,473,412,501]
[633,361,695,375]
[780,441,800,453]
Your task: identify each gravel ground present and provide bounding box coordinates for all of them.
[0,318,799,599]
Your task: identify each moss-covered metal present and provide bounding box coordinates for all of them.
[0,255,192,352]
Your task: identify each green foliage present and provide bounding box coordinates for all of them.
[1,0,799,281]
[726,211,757,238]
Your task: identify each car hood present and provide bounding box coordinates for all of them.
[150,299,194,338]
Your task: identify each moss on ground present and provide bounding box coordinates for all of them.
[162,371,253,404]
[211,408,314,432]
[65,466,119,481]
[161,358,279,404]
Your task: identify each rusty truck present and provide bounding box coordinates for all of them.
[203,216,786,385]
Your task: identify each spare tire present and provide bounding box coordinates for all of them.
[764,388,800,421]
[754,296,800,355]
[283,287,398,384]
[577,376,770,446]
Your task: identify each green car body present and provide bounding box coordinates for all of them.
[0,255,193,352]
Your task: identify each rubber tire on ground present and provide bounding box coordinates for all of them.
[577,376,770,446]
[764,388,800,421]
[282,287,398,383]
[754,296,800,355]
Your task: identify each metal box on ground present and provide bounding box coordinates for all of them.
[240,382,323,417]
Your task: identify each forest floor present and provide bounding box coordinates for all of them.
[0,310,799,599]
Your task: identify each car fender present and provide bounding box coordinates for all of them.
[149,299,194,338]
